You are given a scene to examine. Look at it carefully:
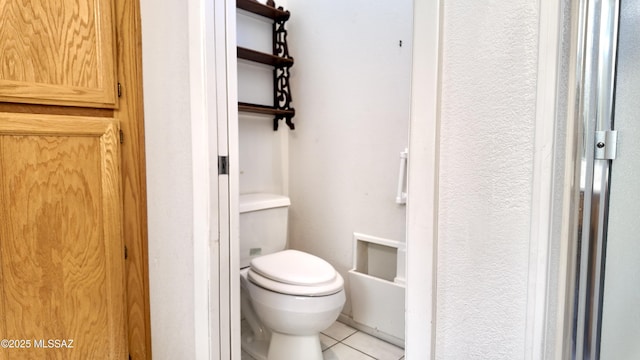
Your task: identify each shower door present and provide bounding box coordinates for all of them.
[571,0,640,360]
[599,0,640,358]
[571,0,640,358]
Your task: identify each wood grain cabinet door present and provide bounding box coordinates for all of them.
[0,113,127,359]
[0,0,117,108]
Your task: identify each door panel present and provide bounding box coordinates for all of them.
[599,0,640,358]
[0,113,126,359]
[0,0,117,108]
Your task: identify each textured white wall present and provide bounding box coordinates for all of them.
[436,1,539,359]
[284,0,413,316]
[140,1,196,358]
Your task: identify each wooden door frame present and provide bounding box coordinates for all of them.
[113,0,152,358]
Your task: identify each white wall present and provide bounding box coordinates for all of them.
[284,0,414,317]
[140,1,196,358]
[435,1,540,359]
[237,8,289,196]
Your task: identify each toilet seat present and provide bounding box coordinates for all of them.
[248,250,344,296]
[248,269,344,296]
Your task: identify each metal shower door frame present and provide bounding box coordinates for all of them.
[569,0,620,358]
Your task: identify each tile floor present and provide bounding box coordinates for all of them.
[241,321,405,360]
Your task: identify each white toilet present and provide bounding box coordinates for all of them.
[239,193,345,360]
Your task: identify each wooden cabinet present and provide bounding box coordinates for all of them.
[0,0,150,359]
[0,113,127,359]
[0,0,117,108]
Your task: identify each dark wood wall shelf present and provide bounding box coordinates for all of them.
[238,103,295,130]
[236,0,295,130]
[237,47,293,68]
[239,102,295,117]
[237,0,290,21]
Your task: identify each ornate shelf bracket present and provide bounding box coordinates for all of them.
[272,2,295,131]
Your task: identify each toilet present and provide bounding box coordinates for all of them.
[239,193,345,360]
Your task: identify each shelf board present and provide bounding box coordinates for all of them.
[238,102,295,117]
[237,47,293,68]
[236,0,290,21]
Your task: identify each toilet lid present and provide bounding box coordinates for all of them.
[248,250,344,296]
[248,268,344,296]
[250,250,337,286]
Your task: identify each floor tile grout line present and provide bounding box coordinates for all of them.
[321,333,344,342]
[324,325,406,359]
[341,331,358,342]
[322,340,340,352]
[321,329,358,353]
[321,329,358,343]
[338,330,405,359]
[338,341,378,359]
[322,329,380,359]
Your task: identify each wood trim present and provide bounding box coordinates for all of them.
[100,119,129,359]
[114,0,152,358]
[0,112,115,134]
[0,103,113,118]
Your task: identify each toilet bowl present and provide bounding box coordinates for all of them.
[240,250,345,360]
[239,194,345,359]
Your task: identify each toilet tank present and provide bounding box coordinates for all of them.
[239,193,291,268]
